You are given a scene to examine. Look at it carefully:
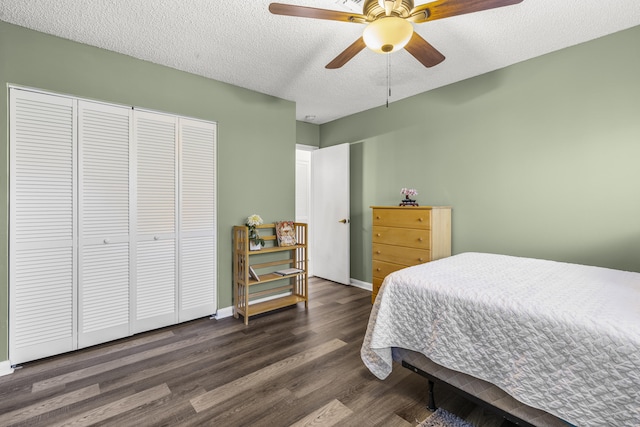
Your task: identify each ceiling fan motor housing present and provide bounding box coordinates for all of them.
[363,0,414,19]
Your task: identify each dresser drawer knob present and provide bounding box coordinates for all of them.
[376,233,381,237]
[419,258,424,262]
[418,237,423,242]
[376,216,381,220]
[418,217,424,222]
[376,268,381,272]
[376,250,381,254]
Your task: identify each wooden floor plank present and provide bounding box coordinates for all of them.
[0,384,100,426]
[186,387,294,427]
[31,327,238,392]
[288,398,353,427]
[15,331,176,377]
[190,338,347,413]
[48,383,171,427]
[99,329,272,393]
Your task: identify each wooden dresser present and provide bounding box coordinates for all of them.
[371,206,452,303]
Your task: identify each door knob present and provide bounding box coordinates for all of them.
[338,219,350,224]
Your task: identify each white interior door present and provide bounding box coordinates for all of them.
[311,143,350,285]
[178,118,217,321]
[9,89,77,364]
[133,110,178,333]
[78,100,132,348]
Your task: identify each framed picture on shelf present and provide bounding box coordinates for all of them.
[275,221,297,246]
[248,266,260,281]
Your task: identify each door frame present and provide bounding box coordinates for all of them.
[296,144,317,277]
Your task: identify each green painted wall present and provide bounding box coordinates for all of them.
[321,25,640,282]
[295,121,320,147]
[0,21,296,362]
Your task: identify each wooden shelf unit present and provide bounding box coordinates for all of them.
[233,223,308,325]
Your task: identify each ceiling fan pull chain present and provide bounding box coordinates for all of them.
[386,53,391,108]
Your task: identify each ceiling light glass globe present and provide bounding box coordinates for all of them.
[363,16,413,54]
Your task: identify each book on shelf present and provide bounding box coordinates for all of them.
[248,266,260,281]
[274,221,297,246]
[273,268,304,276]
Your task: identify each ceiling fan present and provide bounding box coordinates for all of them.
[269,0,523,69]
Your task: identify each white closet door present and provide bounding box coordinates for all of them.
[9,89,77,364]
[178,118,216,321]
[133,110,178,333]
[78,101,132,348]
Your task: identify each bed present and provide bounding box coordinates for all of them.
[361,252,640,427]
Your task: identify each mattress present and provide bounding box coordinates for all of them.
[361,252,640,427]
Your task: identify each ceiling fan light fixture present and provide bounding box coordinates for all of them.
[363,16,413,54]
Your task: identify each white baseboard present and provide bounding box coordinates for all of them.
[213,306,234,320]
[0,360,14,377]
[350,278,372,292]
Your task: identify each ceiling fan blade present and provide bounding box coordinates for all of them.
[409,0,523,23]
[326,37,367,69]
[404,32,445,67]
[269,3,367,23]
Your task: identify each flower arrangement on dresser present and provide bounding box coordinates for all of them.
[400,188,419,206]
[246,214,265,250]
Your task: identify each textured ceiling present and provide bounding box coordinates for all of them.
[1,0,639,124]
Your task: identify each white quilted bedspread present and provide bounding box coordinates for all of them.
[361,252,640,427]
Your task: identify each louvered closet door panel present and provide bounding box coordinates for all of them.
[9,89,77,364]
[135,240,176,331]
[78,101,132,348]
[133,110,177,333]
[135,111,176,235]
[180,120,215,232]
[180,236,214,318]
[179,119,216,321]
[79,244,129,345]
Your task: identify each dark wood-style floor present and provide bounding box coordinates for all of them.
[0,278,508,427]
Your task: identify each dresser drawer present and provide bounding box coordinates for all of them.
[372,208,431,229]
[372,226,430,249]
[373,243,430,266]
[373,259,406,280]
[372,277,384,302]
